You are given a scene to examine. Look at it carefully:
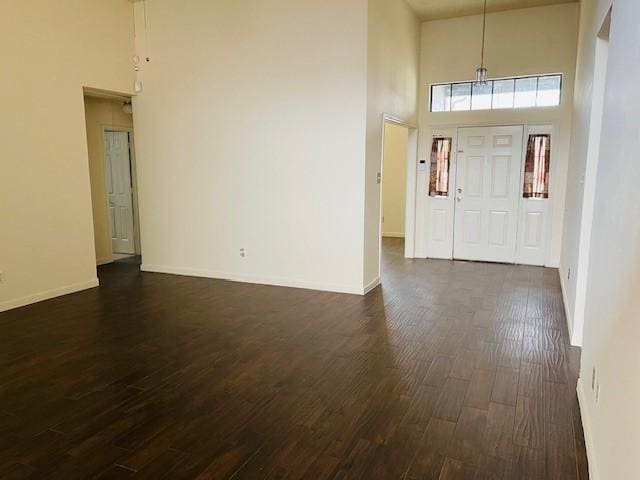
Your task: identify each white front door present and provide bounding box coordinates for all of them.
[453,126,523,263]
[105,130,136,255]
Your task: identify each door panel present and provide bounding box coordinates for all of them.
[105,131,135,255]
[432,209,447,242]
[466,156,484,196]
[517,199,548,266]
[524,211,543,247]
[463,211,482,244]
[491,156,510,198]
[488,211,508,246]
[493,135,512,147]
[453,126,523,263]
[468,135,485,147]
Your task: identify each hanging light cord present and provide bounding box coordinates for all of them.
[480,0,487,69]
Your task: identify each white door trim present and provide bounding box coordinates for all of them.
[102,126,141,256]
[423,122,555,266]
[378,114,418,281]
[453,125,524,263]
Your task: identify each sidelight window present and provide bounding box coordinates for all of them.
[523,134,551,198]
[429,137,452,197]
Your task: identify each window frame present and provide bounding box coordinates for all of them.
[429,136,453,197]
[429,74,563,113]
[523,133,551,199]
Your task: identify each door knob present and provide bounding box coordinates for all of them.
[456,196,462,202]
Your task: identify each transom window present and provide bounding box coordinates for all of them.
[430,74,562,112]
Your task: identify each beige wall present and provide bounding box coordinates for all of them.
[564,1,640,478]
[0,1,135,311]
[132,0,370,293]
[416,3,579,265]
[363,0,421,285]
[382,123,409,237]
[560,0,611,345]
[84,96,134,265]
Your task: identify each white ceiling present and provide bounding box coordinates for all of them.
[405,0,578,21]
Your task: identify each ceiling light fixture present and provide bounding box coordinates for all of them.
[475,0,489,85]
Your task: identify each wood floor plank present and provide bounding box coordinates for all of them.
[434,378,470,422]
[464,369,496,410]
[474,455,510,480]
[423,355,455,388]
[521,335,543,364]
[438,457,477,480]
[475,342,500,371]
[491,367,519,406]
[518,362,544,399]
[448,406,488,465]
[497,340,522,370]
[513,396,544,449]
[509,445,545,479]
[406,418,455,480]
[450,349,477,381]
[545,421,578,480]
[402,385,441,431]
[544,381,572,425]
[543,350,568,384]
[484,402,515,460]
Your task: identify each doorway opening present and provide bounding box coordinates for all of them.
[379,116,417,281]
[571,7,611,346]
[83,90,141,269]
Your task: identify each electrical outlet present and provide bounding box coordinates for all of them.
[239,248,246,258]
[568,267,571,280]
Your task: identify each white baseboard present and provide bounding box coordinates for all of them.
[0,278,100,313]
[577,378,597,480]
[141,264,366,295]
[363,276,380,294]
[559,271,579,346]
[382,232,405,238]
[96,257,113,266]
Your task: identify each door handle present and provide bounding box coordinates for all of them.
[456,196,462,202]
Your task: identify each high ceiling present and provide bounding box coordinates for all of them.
[405,0,578,21]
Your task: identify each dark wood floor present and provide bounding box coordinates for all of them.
[0,239,588,479]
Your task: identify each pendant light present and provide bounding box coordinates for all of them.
[475,0,489,85]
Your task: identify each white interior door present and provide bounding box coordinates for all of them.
[453,126,523,263]
[105,130,136,255]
